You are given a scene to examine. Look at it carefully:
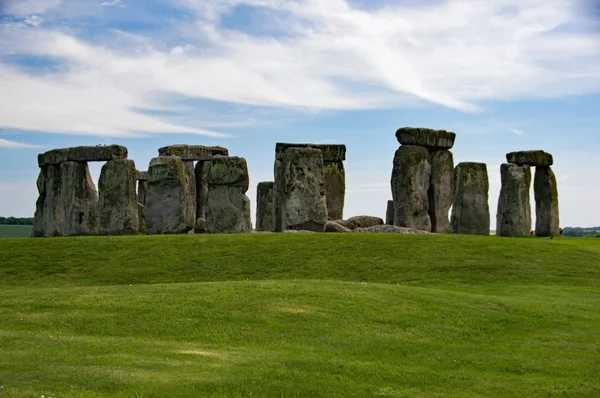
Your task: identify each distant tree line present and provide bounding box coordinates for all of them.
[562,227,600,237]
[0,217,34,225]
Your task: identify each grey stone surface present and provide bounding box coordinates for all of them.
[33,165,62,237]
[280,147,328,232]
[138,203,147,234]
[534,166,560,237]
[451,162,490,235]
[158,145,228,161]
[395,127,456,149]
[391,145,432,231]
[99,159,139,235]
[38,145,128,167]
[325,220,351,232]
[323,161,345,220]
[256,181,275,232]
[194,161,209,220]
[346,215,384,229]
[146,156,195,234]
[332,219,355,230]
[429,150,454,233]
[275,143,346,161]
[195,217,207,233]
[137,180,148,206]
[496,163,532,237]
[273,159,284,232]
[60,161,99,236]
[353,225,430,234]
[506,150,553,166]
[386,200,395,225]
[136,170,148,181]
[183,161,197,221]
[205,157,252,233]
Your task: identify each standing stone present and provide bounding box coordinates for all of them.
[33,165,62,237]
[136,171,148,205]
[274,159,284,232]
[451,162,490,235]
[256,181,275,232]
[323,161,345,220]
[496,164,532,237]
[60,161,99,236]
[281,148,328,232]
[391,145,432,231]
[99,159,139,235]
[138,203,147,234]
[183,161,197,221]
[386,200,395,225]
[194,161,210,220]
[534,166,560,237]
[429,150,454,233]
[205,156,252,233]
[146,156,195,234]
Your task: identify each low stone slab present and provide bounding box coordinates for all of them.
[506,150,553,166]
[158,145,228,161]
[332,219,354,230]
[451,162,490,235]
[395,127,456,150]
[346,215,384,229]
[275,143,346,162]
[325,220,351,232]
[353,225,429,234]
[38,145,128,166]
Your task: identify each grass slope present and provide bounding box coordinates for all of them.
[0,234,599,397]
[0,225,32,238]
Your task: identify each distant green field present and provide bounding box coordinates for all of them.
[0,224,32,238]
[0,234,599,397]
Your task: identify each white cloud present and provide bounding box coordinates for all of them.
[0,138,41,148]
[100,0,123,7]
[1,0,62,16]
[0,0,599,137]
[23,15,43,26]
[510,128,524,135]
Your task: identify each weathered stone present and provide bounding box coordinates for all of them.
[183,161,197,221]
[281,148,328,232]
[346,215,384,229]
[395,127,456,150]
[256,181,275,232]
[391,145,432,231]
[274,159,284,232]
[496,164,532,237]
[98,159,139,235]
[137,180,148,206]
[138,203,147,234]
[323,161,345,220]
[429,150,454,233]
[451,162,490,235]
[332,219,355,230]
[146,156,195,234]
[534,166,560,237]
[33,165,61,237]
[386,200,395,225]
[325,220,351,232]
[506,150,553,167]
[195,217,207,233]
[275,143,346,162]
[353,225,430,234]
[205,157,252,234]
[194,161,209,220]
[38,145,128,167]
[59,161,99,236]
[158,145,228,161]
[136,171,148,181]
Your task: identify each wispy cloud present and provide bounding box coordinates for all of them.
[0,0,599,137]
[100,0,124,7]
[0,138,41,148]
[510,128,524,135]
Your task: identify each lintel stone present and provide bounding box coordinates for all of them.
[38,145,128,166]
[158,145,229,161]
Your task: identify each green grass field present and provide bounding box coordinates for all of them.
[0,234,599,397]
[0,225,32,238]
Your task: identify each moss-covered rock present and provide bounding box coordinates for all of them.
[429,150,454,233]
[395,127,456,149]
[256,181,275,232]
[60,161,99,236]
[534,166,560,237]
[38,145,128,167]
[451,162,490,235]
[158,145,228,161]
[496,164,532,237]
[99,159,139,235]
[506,150,553,166]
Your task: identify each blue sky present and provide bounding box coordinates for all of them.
[1,0,599,228]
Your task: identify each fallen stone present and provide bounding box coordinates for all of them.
[353,225,430,234]
[323,161,345,220]
[451,162,490,235]
[98,159,139,235]
[386,200,395,225]
[496,164,532,237]
[60,161,99,236]
[332,219,355,230]
[325,220,351,232]
[346,215,384,229]
[429,150,454,233]
[395,127,456,150]
[391,145,432,231]
[275,143,346,162]
[33,165,62,237]
[145,156,195,234]
[534,166,560,237]
[506,150,553,166]
[158,145,228,161]
[281,147,328,232]
[38,145,128,167]
[256,181,275,232]
[195,217,206,233]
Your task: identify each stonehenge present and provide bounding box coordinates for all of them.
[391,128,455,232]
[32,133,560,238]
[496,150,560,237]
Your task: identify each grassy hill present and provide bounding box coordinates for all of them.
[0,234,599,397]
